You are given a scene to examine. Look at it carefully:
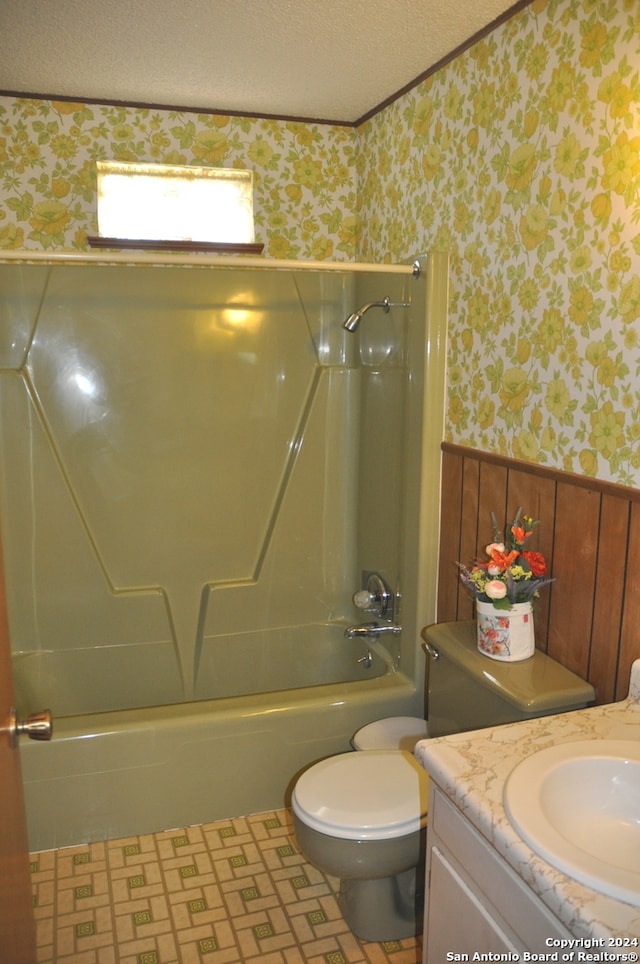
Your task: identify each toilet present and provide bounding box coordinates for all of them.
[291,620,595,943]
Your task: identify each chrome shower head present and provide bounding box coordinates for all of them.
[342,298,389,332]
[342,308,367,332]
[342,296,409,332]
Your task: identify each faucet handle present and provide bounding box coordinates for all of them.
[352,572,393,618]
[353,590,375,610]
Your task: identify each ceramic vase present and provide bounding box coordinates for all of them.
[476,600,535,662]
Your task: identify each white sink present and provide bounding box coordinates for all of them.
[504,740,640,905]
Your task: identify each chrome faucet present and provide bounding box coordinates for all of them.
[344,622,402,639]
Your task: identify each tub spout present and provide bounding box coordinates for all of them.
[344,622,402,638]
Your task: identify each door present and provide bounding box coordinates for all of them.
[0,531,37,964]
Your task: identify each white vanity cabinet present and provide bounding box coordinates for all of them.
[423,784,573,962]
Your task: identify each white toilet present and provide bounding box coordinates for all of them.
[291,620,595,942]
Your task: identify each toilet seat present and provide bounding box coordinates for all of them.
[291,750,428,840]
[352,716,428,751]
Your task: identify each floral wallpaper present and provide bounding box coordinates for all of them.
[1,0,639,486]
[0,101,359,261]
[357,0,640,486]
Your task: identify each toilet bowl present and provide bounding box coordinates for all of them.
[291,621,596,943]
[291,749,428,942]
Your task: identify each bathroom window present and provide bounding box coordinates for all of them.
[95,161,255,245]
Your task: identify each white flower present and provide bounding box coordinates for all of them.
[486,542,505,555]
[487,565,501,576]
[485,579,507,599]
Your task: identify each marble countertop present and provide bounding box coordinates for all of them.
[415,659,640,941]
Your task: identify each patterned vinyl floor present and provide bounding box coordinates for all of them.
[30,807,422,964]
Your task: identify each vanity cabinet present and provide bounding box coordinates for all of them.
[423,785,573,962]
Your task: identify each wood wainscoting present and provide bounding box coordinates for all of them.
[437,443,640,704]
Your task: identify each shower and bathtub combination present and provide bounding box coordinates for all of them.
[0,250,448,852]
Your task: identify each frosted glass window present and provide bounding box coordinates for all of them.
[96,161,255,243]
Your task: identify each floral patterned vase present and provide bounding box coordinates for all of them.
[476,601,535,662]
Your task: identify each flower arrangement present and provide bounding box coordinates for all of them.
[458,508,553,610]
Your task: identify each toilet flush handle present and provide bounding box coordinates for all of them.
[423,641,440,661]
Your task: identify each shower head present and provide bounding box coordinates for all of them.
[342,296,410,332]
[342,307,371,332]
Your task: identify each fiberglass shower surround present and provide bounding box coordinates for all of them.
[5,251,449,850]
[0,253,420,718]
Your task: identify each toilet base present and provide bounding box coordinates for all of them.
[338,865,424,942]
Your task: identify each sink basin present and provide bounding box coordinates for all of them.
[504,740,640,905]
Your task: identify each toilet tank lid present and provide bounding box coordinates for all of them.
[422,621,595,713]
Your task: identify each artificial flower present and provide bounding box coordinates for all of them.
[485,579,508,599]
[458,508,553,610]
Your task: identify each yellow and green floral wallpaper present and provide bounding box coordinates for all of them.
[0,101,359,261]
[1,0,639,487]
[357,0,640,486]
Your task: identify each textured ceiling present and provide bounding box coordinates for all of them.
[0,0,520,124]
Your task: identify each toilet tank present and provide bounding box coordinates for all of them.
[422,621,595,739]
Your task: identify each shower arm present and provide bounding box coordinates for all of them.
[365,297,407,313]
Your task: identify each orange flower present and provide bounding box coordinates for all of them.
[486,546,519,572]
[511,525,533,544]
[521,551,547,577]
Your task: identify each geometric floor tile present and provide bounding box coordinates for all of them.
[31,808,422,963]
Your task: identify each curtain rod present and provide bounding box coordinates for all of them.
[0,249,421,275]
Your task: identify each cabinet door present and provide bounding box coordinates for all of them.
[425,847,519,961]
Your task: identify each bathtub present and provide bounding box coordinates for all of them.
[20,632,421,853]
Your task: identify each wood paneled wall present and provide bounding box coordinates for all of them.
[437,444,640,704]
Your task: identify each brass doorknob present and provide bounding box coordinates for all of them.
[9,707,53,748]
